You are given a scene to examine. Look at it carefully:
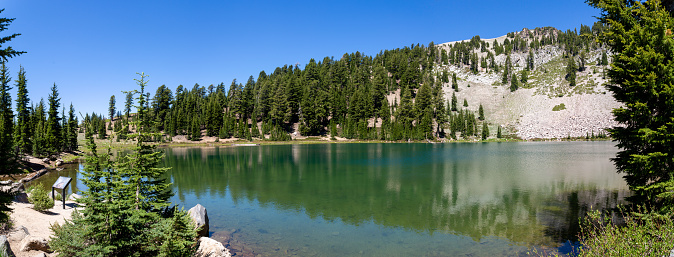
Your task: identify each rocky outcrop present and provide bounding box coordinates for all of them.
[188,204,209,237]
[195,237,231,257]
[19,236,49,252]
[0,181,24,194]
[0,235,15,257]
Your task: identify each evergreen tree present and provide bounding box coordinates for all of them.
[452,73,458,91]
[14,65,30,154]
[51,74,197,255]
[0,61,15,174]
[478,104,485,120]
[124,92,133,118]
[451,92,457,111]
[463,99,468,107]
[45,84,62,155]
[65,104,77,152]
[588,0,674,210]
[108,95,116,121]
[497,125,502,138]
[566,57,577,87]
[0,9,26,61]
[510,73,519,92]
[601,50,608,66]
[481,122,489,140]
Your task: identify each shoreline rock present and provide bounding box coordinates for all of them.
[188,204,209,238]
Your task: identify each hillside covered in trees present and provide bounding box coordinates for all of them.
[90,23,614,142]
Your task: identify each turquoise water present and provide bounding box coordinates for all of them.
[33,142,629,256]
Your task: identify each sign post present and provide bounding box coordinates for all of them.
[52,176,72,209]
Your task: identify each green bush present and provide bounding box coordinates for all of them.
[578,209,674,256]
[552,103,566,111]
[28,183,54,212]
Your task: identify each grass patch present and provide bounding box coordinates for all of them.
[552,103,566,111]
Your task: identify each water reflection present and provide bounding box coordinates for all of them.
[162,142,628,248]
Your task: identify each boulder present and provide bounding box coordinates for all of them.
[33,253,47,257]
[0,235,15,257]
[195,237,231,257]
[14,192,29,203]
[0,180,12,186]
[55,159,63,166]
[68,193,82,202]
[41,158,50,164]
[188,204,209,237]
[19,236,49,252]
[8,226,29,242]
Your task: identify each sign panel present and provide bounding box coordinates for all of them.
[52,176,72,190]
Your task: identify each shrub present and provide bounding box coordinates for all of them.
[552,103,566,111]
[578,209,674,256]
[28,183,54,212]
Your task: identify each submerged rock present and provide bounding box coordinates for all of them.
[188,204,209,237]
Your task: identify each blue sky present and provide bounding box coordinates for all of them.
[0,1,600,117]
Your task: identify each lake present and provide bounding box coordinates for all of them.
[32,141,629,256]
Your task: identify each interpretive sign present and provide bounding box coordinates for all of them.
[52,176,72,209]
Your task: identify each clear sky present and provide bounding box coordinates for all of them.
[0,1,600,117]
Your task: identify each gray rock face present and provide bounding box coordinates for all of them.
[19,236,49,252]
[195,237,231,257]
[0,235,15,257]
[188,204,209,237]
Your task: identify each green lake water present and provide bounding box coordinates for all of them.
[32,141,628,256]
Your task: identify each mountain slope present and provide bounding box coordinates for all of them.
[435,29,618,140]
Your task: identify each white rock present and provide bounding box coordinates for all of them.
[195,237,231,257]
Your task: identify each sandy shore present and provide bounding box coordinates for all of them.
[6,200,81,257]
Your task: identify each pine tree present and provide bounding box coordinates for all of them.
[65,104,77,152]
[463,99,468,108]
[14,66,30,154]
[588,0,674,210]
[108,95,116,121]
[478,104,485,120]
[497,125,502,138]
[452,73,458,91]
[510,73,519,92]
[451,92,457,111]
[0,9,26,60]
[45,84,62,155]
[566,57,577,87]
[481,122,489,140]
[0,61,15,174]
[124,92,133,118]
[601,50,608,66]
